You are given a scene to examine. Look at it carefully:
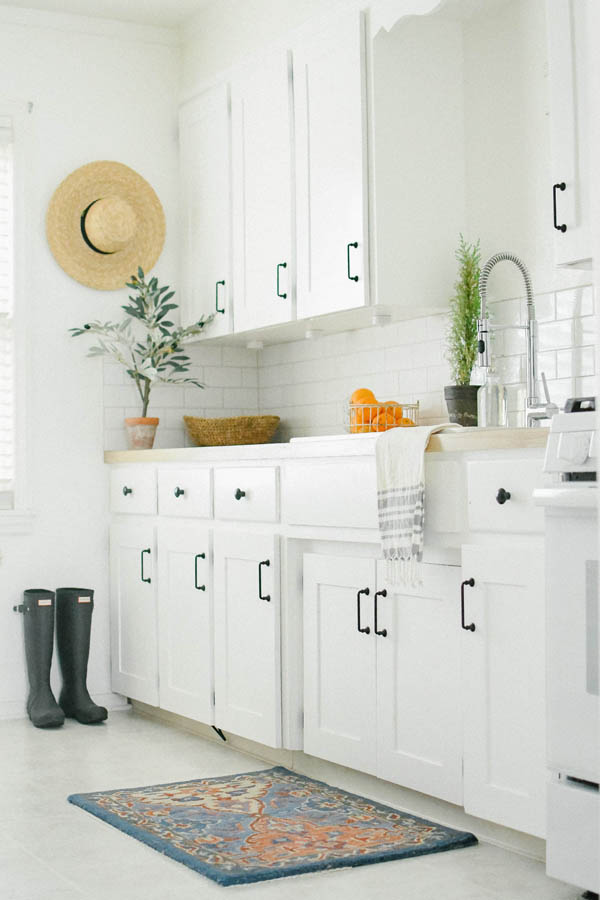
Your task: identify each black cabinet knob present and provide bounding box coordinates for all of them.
[174,486,185,498]
[235,488,246,500]
[122,486,133,496]
[496,488,511,505]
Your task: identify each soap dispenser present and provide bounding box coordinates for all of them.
[477,368,507,427]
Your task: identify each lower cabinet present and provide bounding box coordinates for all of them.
[213,530,281,747]
[109,520,158,706]
[303,553,463,804]
[461,542,546,838]
[157,521,213,723]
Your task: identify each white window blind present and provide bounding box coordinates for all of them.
[0,115,14,509]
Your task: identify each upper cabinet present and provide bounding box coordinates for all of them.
[546,0,592,267]
[294,10,369,319]
[179,83,233,336]
[231,49,294,332]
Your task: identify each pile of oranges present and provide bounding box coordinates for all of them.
[350,388,415,433]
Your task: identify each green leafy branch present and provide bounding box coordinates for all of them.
[446,236,481,386]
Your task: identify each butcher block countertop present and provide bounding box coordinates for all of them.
[104,427,548,464]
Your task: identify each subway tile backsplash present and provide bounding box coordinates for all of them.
[103,284,596,448]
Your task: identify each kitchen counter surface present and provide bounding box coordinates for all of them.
[104,426,548,464]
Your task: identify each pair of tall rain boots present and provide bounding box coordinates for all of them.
[15,587,107,728]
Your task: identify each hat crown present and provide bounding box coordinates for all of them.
[84,196,137,254]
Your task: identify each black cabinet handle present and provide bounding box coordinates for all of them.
[216,279,225,314]
[195,553,206,591]
[553,182,567,233]
[357,587,370,634]
[276,262,287,299]
[374,588,387,637]
[235,488,246,500]
[347,242,359,282]
[141,548,151,584]
[122,486,133,496]
[258,559,271,602]
[461,578,475,632]
[174,486,185,498]
[496,488,511,505]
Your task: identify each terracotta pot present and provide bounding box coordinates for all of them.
[443,385,479,427]
[124,417,159,450]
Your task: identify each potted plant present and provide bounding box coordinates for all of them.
[71,268,213,449]
[444,236,481,427]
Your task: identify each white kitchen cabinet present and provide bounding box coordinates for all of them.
[461,543,546,838]
[375,560,463,805]
[303,554,378,775]
[179,83,233,335]
[231,50,294,332]
[294,10,369,319]
[303,552,462,801]
[109,520,158,706]
[157,521,213,723]
[546,0,592,267]
[213,530,281,746]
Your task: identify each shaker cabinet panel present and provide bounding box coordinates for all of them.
[294,10,369,319]
[179,84,233,334]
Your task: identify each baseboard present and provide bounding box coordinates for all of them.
[0,691,129,721]
[130,701,546,863]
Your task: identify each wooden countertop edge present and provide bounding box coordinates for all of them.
[104,427,547,463]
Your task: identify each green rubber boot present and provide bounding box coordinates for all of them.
[56,588,107,724]
[18,590,65,728]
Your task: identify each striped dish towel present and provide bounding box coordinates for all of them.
[376,424,462,588]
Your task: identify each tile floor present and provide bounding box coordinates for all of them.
[0,710,582,900]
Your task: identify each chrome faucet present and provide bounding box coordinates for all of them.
[477,252,557,427]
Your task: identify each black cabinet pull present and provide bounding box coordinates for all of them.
[140,548,151,584]
[496,488,511,505]
[347,242,359,282]
[122,486,133,496]
[174,486,185,498]
[195,553,206,591]
[276,262,287,299]
[357,587,370,634]
[553,182,567,233]
[258,559,271,602]
[461,578,475,632]
[374,588,388,637]
[216,279,225,314]
[235,488,246,500]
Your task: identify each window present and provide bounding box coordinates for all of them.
[0,116,14,510]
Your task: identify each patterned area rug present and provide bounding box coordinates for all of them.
[68,766,477,886]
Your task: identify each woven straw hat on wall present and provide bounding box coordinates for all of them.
[46,160,166,290]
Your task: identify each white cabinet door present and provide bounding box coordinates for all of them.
[109,521,158,706]
[213,530,281,746]
[231,50,293,332]
[179,84,232,335]
[303,553,377,775]
[294,10,368,319]
[376,562,463,805]
[157,521,213,723]
[546,0,592,266]
[461,543,546,837]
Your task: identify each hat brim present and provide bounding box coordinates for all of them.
[46,160,166,291]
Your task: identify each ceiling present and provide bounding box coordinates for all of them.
[0,0,213,28]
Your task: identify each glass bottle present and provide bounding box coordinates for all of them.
[477,368,507,428]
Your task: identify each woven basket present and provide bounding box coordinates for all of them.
[184,415,280,447]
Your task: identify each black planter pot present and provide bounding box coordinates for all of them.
[444,384,479,427]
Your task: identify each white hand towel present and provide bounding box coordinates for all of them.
[376,424,462,588]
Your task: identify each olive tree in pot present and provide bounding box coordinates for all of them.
[444,236,481,427]
[71,268,213,449]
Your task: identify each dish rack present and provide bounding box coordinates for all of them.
[344,400,420,433]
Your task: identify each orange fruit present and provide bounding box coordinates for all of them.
[398,417,416,426]
[350,387,376,405]
[371,410,395,432]
[350,388,377,432]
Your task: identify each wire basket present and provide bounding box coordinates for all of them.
[344,401,419,434]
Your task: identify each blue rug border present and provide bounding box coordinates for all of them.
[68,765,478,887]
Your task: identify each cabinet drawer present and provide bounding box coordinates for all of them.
[158,467,211,518]
[467,457,544,534]
[110,466,157,515]
[214,467,278,522]
[283,459,378,529]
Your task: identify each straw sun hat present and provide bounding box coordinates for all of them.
[46,160,166,290]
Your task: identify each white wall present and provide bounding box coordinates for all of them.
[0,8,180,717]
